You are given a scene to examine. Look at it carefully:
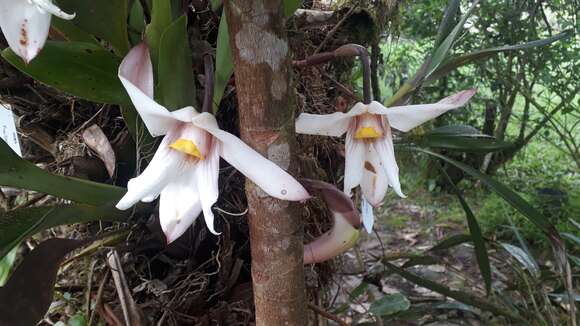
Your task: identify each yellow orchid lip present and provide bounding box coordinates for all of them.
[354,127,383,139]
[169,139,205,160]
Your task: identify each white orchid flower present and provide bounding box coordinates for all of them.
[0,0,75,63]
[296,89,477,231]
[116,43,310,243]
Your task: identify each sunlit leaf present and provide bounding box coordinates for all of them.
[55,0,130,55]
[0,247,17,286]
[0,139,125,206]
[2,42,130,105]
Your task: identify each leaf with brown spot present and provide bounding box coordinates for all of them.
[82,124,116,178]
[0,238,86,326]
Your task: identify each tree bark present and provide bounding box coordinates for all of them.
[225,1,307,325]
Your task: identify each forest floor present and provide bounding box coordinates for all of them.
[324,195,550,326]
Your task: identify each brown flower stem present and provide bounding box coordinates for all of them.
[307,302,349,326]
[294,44,373,104]
[225,1,307,325]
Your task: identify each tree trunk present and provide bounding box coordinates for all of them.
[225,1,307,325]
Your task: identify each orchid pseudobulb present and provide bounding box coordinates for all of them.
[296,89,477,231]
[116,43,309,243]
[0,0,75,63]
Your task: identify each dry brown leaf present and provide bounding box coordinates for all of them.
[82,124,116,177]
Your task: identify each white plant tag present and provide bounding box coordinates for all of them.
[0,103,22,157]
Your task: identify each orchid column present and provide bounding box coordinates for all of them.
[225,1,307,325]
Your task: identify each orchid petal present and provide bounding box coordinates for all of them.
[192,113,310,201]
[303,212,360,264]
[301,178,361,229]
[295,102,367,137]
[374,129,406,199]
[343,129,365,196]
[116,132,183,210]
[30,0,75,20]
[194,139,221,235]
[0,0,51,63]
[119,43,196,136]
[159,169,202,244]
[361,198,374,233]
[360,143,389,207]
[369,89,477,132]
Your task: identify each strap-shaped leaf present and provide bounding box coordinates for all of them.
[439,165,491,295]
[407,125,513,152]
[213,12,234,113]
[0,238,86,325]
[0,139,125,206]
[2,42,130,105]
[54,0,130,55]
[426,0,480,77]
[426,30,573,82]
[413,147,556,234]
[145,0,174,71]
[158,16,197,110]
[0,204,125,259]
[434,0,461,49]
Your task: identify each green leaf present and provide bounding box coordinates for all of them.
[430,234,472,251]
[284,0,302,17]
[51,19,98,44]
[0,139,125,206]
[55,0,130,55]
[211,0,222,11]
[561,232,580,247]
[439,166,491,295]
[145,0,174,71]
[0,247,17,286]
[383,261,525,322]
[412,147,556,235]
[128,0,147,45]
[409,125,513,153]
[369,293,411,316]
[434,0,460,48]
[500,243,540,277]
[2,42,130,105]
[426,0,479,77]
[0,238,86,326]
[158,16,197,110]
[213,12,234,113]
[427,30,573,82]
[0,204,125,259]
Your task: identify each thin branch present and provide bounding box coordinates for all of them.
[307,302,349,326]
